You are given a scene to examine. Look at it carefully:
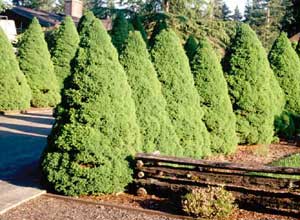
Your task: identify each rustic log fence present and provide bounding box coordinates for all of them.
[134,153,300,215]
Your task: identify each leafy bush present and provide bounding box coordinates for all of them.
[18,17,60,107]
[151,29,211,158]
[224,24,283,144]
[50,16,79,90]
[41,12,141,196]
[120,31,181,156]
[182,187,236,219]
[275,111,296,139]
[191,38,237,154]
[111,12,129,53]
[269,32,300,115]
[0,27,31,111]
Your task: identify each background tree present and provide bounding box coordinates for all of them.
[231,6,242,21]
[110,12,129,53]
[51,16,79,90]
[18,18,60,107]
[191,38,237,154]
[268,32,300,115]
[221,3,232,21]
[120,31,181,156]
[151,29,211,159]
[42,12,141,196]
[0,28,31,111]
[224,24,277,144]
[131,14,148,44]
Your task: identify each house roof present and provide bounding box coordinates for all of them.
[290,33,300,42]
[10,6,79,27]
[7,6,112,29]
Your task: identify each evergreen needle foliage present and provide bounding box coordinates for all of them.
[120,31,182,156]
[131,15,148,44]
[269,32,300,115]
[191,38,237,154]
[42,12,141,196]
[184,35,198,61]
[18,18,60,107]
[51,16,79,90]
[224,24,278,144]
[151,29,211,158]
[0,28,31,110]
[296,41,300,58]
[111,12,129,53]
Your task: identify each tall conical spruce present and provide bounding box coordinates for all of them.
[120,31,182,156]
[269,32,300,115]
[51,16,79,90]
[111,12,129,53]
[41,12,141,196]
[18,18,60,107]
[151,29,211,159]
[224,24,279,144]
[0,28,31,110]
[191,38,237,154]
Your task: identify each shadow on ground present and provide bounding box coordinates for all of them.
[0,112,54,188]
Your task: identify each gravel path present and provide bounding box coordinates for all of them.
[0,195,182,220]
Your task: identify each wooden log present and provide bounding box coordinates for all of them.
[137,166,300,193]
[135,178,300,215]
[136,153,300,175]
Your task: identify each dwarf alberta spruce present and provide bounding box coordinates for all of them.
[42,12,141,196]
[0,27,31,111]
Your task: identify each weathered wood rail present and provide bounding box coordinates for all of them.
[134,153,300,215]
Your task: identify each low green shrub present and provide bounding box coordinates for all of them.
[182,187,236,219]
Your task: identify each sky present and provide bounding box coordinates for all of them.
[224,0,247,14]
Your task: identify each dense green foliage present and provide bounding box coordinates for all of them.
[151,29,211,158]
[120,31,181,156]
[42,12,141,196]
[0,28,31,110]
[191,38,237,154]
[51,16,79,90]
[269,32,300,115]
[111,12,129,53]
[131,15,148,44]
[18,18,60,107]
[184,35,198,61]
[224,24,279,144]
[296,41,300,58]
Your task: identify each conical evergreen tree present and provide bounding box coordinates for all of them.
[18,18,60,107]
[269,32,300,115]
[0,28,31,110]
[296,41,300,58]
[131,15,148,44]
[51,16,79,90]
[191,38,237,154]
[110,12,129,53]
[224,24,278,144]
[151,29,211,159]
[41,12,141,196]
[184,35,198,61]
[120,31,182,156]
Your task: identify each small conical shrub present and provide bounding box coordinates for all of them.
[0,28,31,110]
[191,38,237,154]
[120,31,182,156]
[111,12,129,53]
[131,15,148,44]
[184,35,198,61]
[151,29,211,159]
[269,32,300,115]
[224,24,277,144]
[51,16,79,90]
[18,18,60,107]
[41,12,141,196]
